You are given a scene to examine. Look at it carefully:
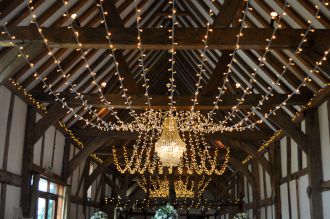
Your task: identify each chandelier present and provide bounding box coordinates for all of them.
[154,115,186,167]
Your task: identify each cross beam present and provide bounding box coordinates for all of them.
[33,93,311,110]
[2,27,330,50]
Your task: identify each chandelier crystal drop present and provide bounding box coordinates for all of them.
[155,115,186,167]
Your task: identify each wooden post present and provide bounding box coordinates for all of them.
[29,174,40,217]
[20,106,36,217]
[306,108,324,219]
[271,141,282,219]
[252,161,261,219]
[62,137,71,179]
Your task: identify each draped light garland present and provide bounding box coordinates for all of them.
[112,113,230,175]
[5,0,323,134]
[137,175,211,198]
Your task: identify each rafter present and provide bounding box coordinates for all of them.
[2,27,330,50]
[268,110,308,153]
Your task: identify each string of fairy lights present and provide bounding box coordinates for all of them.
[168,0,178,113]
[230,5,325,130]
[218,0,290,127]
[26,2,120,131]
[224,3,323,130]
[133,0,152,109]
[104,197,240,211]
[206,0,250,124]
[137,175,211,198]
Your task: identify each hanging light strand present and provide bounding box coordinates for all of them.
[95,0,139,118]
[168,0,178,113]
[206,0,250,123]
[26,2,119,130]
[133,0,152,108]
[229,4,324,130]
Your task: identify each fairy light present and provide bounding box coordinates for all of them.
[229,3,324,130]
[168,0,178,113]
[190,15,212,112]
[2,25,111,131]
[242,49,330,164]
[96,0,139,119]
[206,0,250,123]
[133,0,152,108]
[218,0,290,128]
[60,1,133,127]
[25,4,118,131]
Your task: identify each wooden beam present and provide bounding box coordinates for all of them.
[68,136,111,174]
[0,169,22,187]
[104,175,126,199]
[86,156,116,190]
[33,93,312,110]
[306,108,324,219]
[20,106,36,217]
[2,27,330,50]
[268,110,308,153]
[0,42,44,85]
[213,0,244,27]
[32,102,65,145]
[218,139,273,176]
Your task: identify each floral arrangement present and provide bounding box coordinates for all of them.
[233,212,247,219]
[154,203,177,219]
[90,211,108,219]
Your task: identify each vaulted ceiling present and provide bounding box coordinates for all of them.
[0,0,330,198]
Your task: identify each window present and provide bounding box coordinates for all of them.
[36,177,64,219]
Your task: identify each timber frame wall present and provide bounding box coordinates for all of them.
[0,85,107,218]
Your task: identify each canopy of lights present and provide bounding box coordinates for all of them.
[2,0,329,201]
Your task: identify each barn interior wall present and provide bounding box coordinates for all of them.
[0,85,101,218]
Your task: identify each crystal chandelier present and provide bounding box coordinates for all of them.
[155,115,186,167]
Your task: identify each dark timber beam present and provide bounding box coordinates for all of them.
[2,27,330,50]
[100,0,142,94]
[306,109,324,219]
[33,93,312,110]
[217,139,273,176]
[32,102,65,145]
[204,0,243,95]
[268,110,308,153]
[68,136,112,174]
[0,42,44,85]
[104,175,126,199]
[20,106,36,217]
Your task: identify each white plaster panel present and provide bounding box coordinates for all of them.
[291,139,299,173]
[322,191,330,219]
[52,130,65,175]
[7,96,27,175]
[42,126,56,170]
[298,175,310,219]
[259,164,265,200]
[0,86,11,169]
[280,183,290,219]
[289,180,298,219]
[4,185,21,219]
